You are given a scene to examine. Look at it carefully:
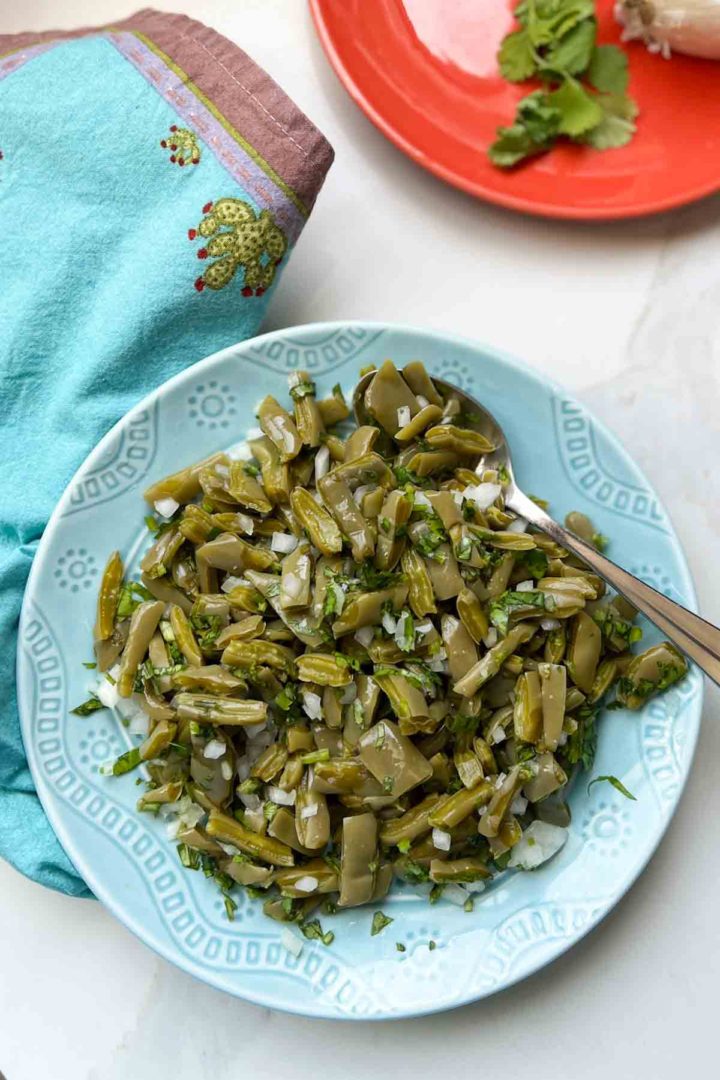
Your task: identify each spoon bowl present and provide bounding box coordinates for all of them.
[353,369,515,482]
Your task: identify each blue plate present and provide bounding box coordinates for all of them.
[17,322,702,1019]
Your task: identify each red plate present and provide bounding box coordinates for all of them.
[310,0,720,219]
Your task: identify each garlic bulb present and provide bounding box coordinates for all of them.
[616,0,720,59]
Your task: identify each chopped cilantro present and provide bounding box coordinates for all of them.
[393,465,429,488]
[402,858,430,885]
[371,911,394,936]
[71,695,105,717]
[116,580,153,619]
[177,843,200,870]
[301,918,335,946]
[565,705,598,771]
[111,746,142,776]
[445,712,480,736]
[516,548,549,579]
[489,589,549,635]
[290,378,316,401]
[587,775,636,801]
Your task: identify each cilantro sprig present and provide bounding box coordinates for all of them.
[490,1,638,169]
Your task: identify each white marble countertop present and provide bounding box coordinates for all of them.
[2,2,719,1078]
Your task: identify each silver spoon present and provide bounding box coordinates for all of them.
[353,368,720,685]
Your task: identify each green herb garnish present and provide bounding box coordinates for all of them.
[116,580,153,619]
[491,1,638,169]
[71,695,105,717]
[177,843,201,870]
[371,911,394,936]
[587,775,636,800]
[301,918,335,946]
[111,747,142,776]
[489,589,550,635]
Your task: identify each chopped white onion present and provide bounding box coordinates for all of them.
[236,758,251,781]
[415,620,433,636]
[221,575,249,594]
[267,785,296,806]
[244,721,268,740]
[413,491,432,509]
[452,490,464,506]
[510,795,528,816]
[314,445,330,481]
[354,625,375,648]
[506,517,528,534]
[282,571,305,602]
[508,822,568,871]
[557,731,569,747]
[443,883,469,907]
[339,681,357,705]
[246,426,263,441]
[382,611,397,635]
[397,405,411,428]
[483,628,498,648]
[96,678,120,709]
[129,713,150,738]
[302,691,323,721]
[281,927,304,958]
[541,617,561,631]
[179,803,204,829]
[240,793,262,811]
[464,879,486,894]
[214,463,230,477]
[516,579,534,592]
[220,760,233,781]
[235,513,254,536]
[416,395,429,408]
[495,772,507,789]
[432,828,452,851]
[461,483,501,510]
[154,496,179,520]
[203,739,226,760]
[225,441,252,461]
[491,727,506,745]
[300,803,319,820]
[294,875,319,893]
[271,532,298,554]
[165,820,181,840]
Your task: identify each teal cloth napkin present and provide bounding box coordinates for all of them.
[0,9,333,896]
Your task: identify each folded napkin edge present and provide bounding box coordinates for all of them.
[0,6,334,215]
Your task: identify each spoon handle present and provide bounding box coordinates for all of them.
[508,488,720,686]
